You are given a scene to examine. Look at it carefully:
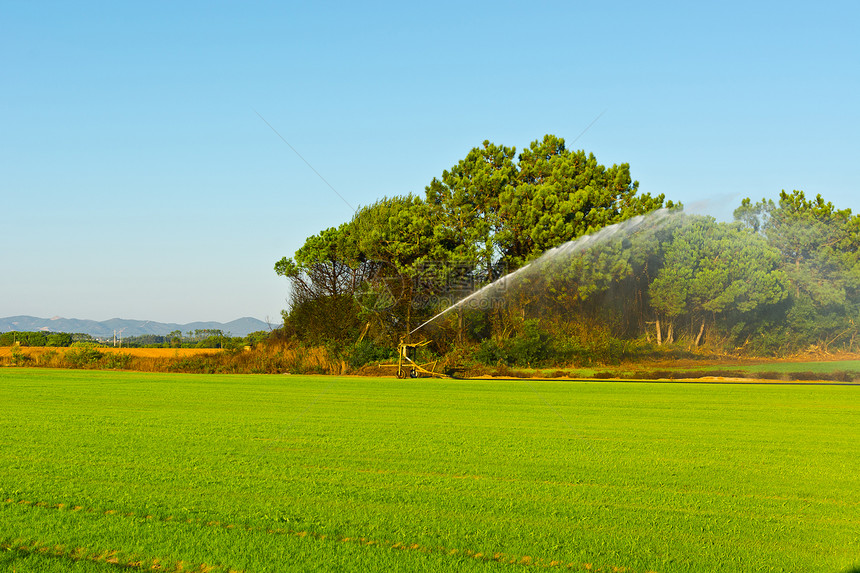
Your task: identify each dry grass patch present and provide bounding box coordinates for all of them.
[98,347,222,358]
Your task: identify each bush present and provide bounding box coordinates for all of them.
[490,364,516,378]
[592,371,617,379]
[64,345,104,368]
[552,338,590,366]
[9,344,30,366]
[753,371,784,381]
[474,320,553,367]
[504,320,552,366]
[472,320,644,368]
[103,352,133,370]
[789,371,821,381]
[167,355,228,374]
[474,339,505,365]
[831,370,860,382]
[348,340,394,369]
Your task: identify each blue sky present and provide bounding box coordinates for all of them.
[2,1,858,324]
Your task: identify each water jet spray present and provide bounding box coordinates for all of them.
[409,208,678,337]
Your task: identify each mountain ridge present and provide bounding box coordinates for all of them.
[0,315,276,338]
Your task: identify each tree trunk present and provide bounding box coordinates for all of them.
[405,285,412,342]
[458,307,464,345]
[694,320,705,347]
[655,319,663,346]
[667,321,674,344]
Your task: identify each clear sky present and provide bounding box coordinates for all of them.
[2,1,858,324]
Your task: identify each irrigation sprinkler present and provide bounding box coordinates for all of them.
[395,338,444,379]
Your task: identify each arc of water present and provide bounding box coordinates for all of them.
[409,208,676,335]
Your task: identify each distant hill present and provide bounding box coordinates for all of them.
[0,316,276,338]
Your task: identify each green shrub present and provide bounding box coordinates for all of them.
[475,321,565,367]
[504,320,552,366]
[9,344,30,366]
[592,371,616,379]
[552,338,589,365]
[831,370,860,382]
[474,327,553,367]
[64,345,104,368]
[103,352,133,370]
[474,339,505,365]
[790,371,820,381]
[168,356,219,374]
[753,371,784,381]
[348,340,394,369]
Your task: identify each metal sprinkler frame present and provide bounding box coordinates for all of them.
[396,338,443,379]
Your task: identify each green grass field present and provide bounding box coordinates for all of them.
[0,369,858,572]
[740,360,860,374]
[526,359,860,380]
[552,359,860,381]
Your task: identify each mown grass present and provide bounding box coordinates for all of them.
[579,359,860,382]
[740,359,860,374]
[0,369,858,572]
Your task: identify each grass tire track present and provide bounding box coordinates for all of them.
[0,538,233,572]
[1,497,652,573]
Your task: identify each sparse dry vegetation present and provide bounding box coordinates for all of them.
[0,342,350,375]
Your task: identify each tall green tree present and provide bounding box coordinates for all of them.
[735,190,860,351]
[497,134,671,268]
[650,216,787,346]
[351,195,441,336]
[275,134,677,348]
[274,223,367,344]
[424,140,517,282]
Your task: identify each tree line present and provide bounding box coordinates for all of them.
[1,330,270,350]
[0,331,94,347]
[275,134,860,365]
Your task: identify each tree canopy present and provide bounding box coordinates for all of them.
[277,135,673,346]
[276,136,860,362]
